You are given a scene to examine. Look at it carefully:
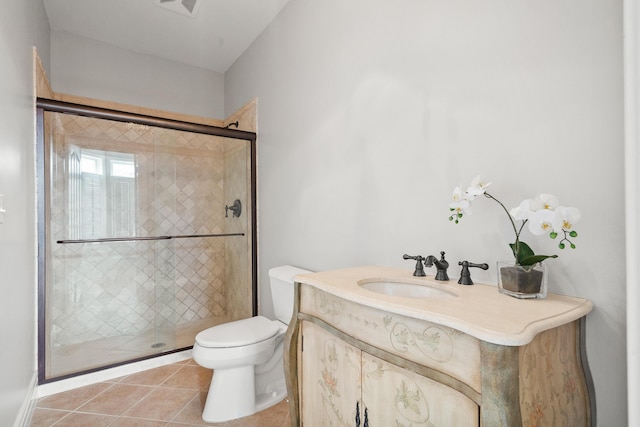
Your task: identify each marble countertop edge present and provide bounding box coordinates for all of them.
[294,265,593,346]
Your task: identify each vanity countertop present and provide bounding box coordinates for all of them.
[294,265,593,346]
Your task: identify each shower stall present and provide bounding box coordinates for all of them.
[36,99,257,383]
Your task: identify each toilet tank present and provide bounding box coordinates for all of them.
[269,265,312,324]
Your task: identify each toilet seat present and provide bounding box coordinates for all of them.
[195,316,279,348]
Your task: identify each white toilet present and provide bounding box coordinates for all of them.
[192,265,310,423]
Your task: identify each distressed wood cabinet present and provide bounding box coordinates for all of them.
[285,267,595,427]
[300,321,478,426]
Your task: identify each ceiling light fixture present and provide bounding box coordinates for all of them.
[154,0,201,18]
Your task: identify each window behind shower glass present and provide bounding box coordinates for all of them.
[69,148,136,240]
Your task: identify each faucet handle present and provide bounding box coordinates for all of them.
[403,254,426,277]
[457,261,489,285]
[225,199,242,218]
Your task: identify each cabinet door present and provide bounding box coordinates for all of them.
[361,352,479,427]
[300,321,362,426]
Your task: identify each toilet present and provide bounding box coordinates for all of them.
[192,265,311,423]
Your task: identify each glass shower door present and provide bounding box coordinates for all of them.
[39,104,256,382]
[43,113,179,379]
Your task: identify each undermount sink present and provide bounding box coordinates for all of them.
[358,279,456,299]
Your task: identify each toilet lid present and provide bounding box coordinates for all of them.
[195,316,280,348]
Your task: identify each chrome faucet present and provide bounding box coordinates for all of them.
[424,251,450,281]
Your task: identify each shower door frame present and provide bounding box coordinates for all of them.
[36,98,258,384]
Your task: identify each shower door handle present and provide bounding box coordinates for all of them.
[56,232,244,244]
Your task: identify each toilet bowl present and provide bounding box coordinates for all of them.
[192,265,311,423]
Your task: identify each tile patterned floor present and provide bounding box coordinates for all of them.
[30,359,291,427]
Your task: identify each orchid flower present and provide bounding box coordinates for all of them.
[466,175,492,200]
[527,209,560,235]
[449,176,581,267]
[449,186,471,223]
[551,206,582,249]
[555,206,581,231]
[509,199,532,221]
[530,194,559,212]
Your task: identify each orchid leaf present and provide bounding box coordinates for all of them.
[509,241,534,263]
[518,254,558,267]
[509,241,557,266]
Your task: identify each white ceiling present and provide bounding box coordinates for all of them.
[43,0,290,73]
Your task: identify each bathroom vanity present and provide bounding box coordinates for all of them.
[284,266,595,427]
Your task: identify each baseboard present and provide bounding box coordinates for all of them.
[36,349,192,398]
[14,372,38,427]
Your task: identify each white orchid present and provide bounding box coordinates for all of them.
[449,186,471,223]
[451,185,465,203]
[552,207,582,249]
[527,209,560,236]
[509,199,532,220]
[449,176,581,266]
[530,194,559,212]
[466,175,492,200]
[555,206,581,231]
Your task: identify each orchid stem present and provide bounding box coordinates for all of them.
[484,192,518,237]
[484,192,526,258]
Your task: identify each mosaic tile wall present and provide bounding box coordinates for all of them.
[46,112,251,348]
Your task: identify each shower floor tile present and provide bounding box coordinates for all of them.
[48,316,231,379]
[30,359,291,427]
